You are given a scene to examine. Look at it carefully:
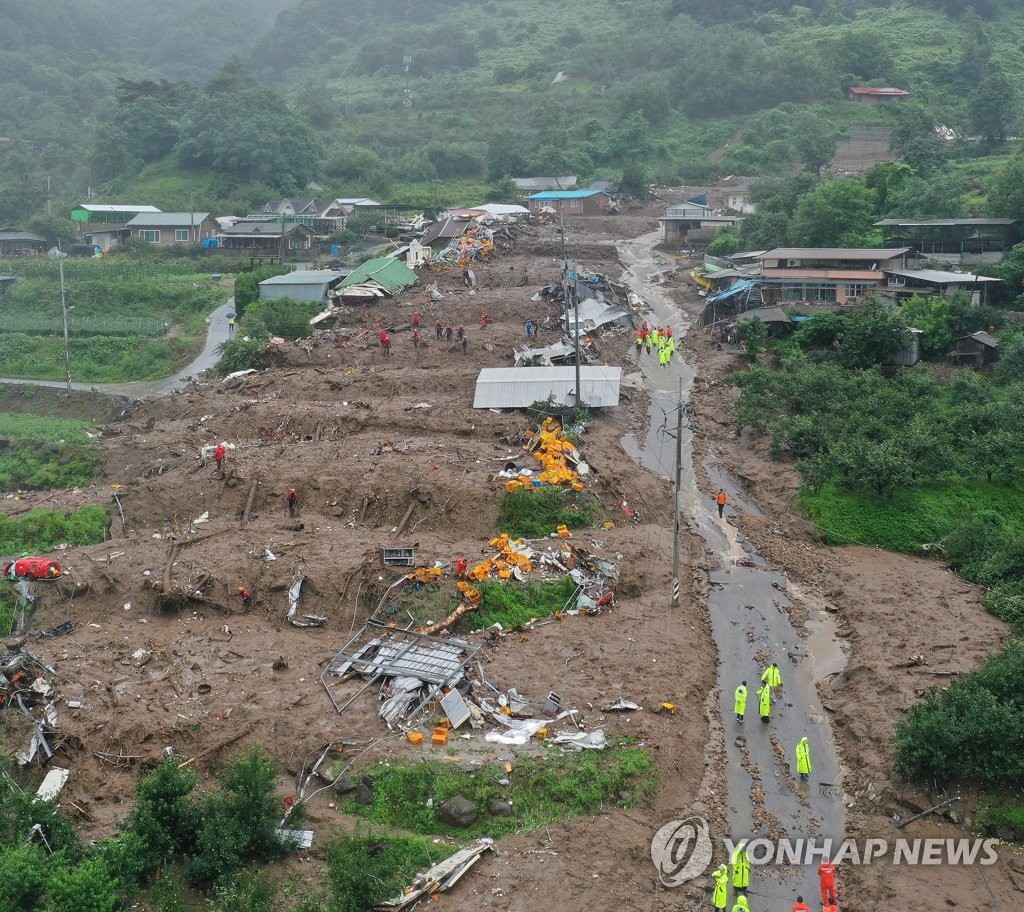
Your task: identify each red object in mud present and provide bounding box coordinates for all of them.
[4,557,62,580]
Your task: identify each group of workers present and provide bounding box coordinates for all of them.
[634,321,675,366]
[724,664,829,910]
[712,852,839,912]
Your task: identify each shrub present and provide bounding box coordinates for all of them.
[0,843,50,912]
[325,837,454,912]
[126,758,198,877]
[184,749,283,888]
[45,859,119,912]
[895,640,1024,787]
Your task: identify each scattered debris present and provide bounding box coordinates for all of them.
[376,839,494,910]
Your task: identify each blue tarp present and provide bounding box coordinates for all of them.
[707,278,757,305]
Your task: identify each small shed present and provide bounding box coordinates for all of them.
[950,331,999,369]
[259,269,347,303]
[473,366,622,409]
[338,255,418,296]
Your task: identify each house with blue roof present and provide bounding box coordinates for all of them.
[525,189,615,217]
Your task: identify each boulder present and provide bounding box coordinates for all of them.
[354,783,374,806]
[488,799,513,817]
[438,795,478,828]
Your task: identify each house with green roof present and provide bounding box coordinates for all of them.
[338,255,418,298]
[525,189,615,217]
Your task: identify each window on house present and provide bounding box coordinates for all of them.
[570,199,579,209]
[138,230,159,243]
[175,229,189,242]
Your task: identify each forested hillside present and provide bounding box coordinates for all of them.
[3,0,1024,225]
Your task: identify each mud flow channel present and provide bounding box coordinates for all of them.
[618,231,847,907]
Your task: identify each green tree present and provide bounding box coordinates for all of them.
[969,69,1017,147]
[737,315,768,360]
[792,113,840,176]
[176,85,321,190]
[835,299,911,369]
[788,178,878,247]
[898,295,951,358]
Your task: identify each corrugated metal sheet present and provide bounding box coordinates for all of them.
[339,255,418,292]
[473,367,622,409]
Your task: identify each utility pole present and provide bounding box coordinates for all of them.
[279,208,285,266]
[57,242,71,395]
[190,192,196,244]
[671,378,683,609]
[559,211,583,410]
[572,263,582,409]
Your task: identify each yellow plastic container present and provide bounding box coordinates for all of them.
[407,731,424,745]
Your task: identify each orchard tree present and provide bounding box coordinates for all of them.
[835,299,911,369]
[898,295,951,358]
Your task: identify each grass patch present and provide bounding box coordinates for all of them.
[497,488,600,539]
[0,505,108,553]
[0,414,93,445]
[324,836,456,912]
[347,746,657,839]
[0,442,103,490]
[976,795,1024,834]
[798,478,1024,552]
[0,594,15,636]
[470,575,580,630]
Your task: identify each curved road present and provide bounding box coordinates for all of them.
[0,299,235,399]
[617,232,846,911]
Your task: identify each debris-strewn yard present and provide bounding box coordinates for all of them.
[0,213,717,910]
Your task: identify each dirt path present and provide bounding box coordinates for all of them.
[618,233,845,908]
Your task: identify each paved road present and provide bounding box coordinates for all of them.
[618,232,846,910]
[0,299,235,399]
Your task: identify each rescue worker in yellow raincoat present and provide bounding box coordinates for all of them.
[731,895,751,912]
[712,863,729,910]
[796,736,812,781]
[734,681,748,722]
[762,662,782,691]
[757,683,771,723]
[731,840,751,891]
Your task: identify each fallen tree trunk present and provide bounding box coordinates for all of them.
[420,601,477,636]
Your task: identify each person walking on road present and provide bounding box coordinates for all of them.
[818,861,838,905]
[286,488,300,518]
[712,863,729,911]
[734,681,747,722]
[716,489,727,518]
[659,344,670,368]
[796,736,812,781]
[227,314,236,333]
[757,683,771,723]
[762,662,783,692]
[791,896,810,912]
[730,840,750,892]
[730,896,750,912]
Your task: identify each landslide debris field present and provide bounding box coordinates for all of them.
[0,214,717,910]
[5,213,1020,911]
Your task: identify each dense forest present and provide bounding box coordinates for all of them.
[3,0,1024,225]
